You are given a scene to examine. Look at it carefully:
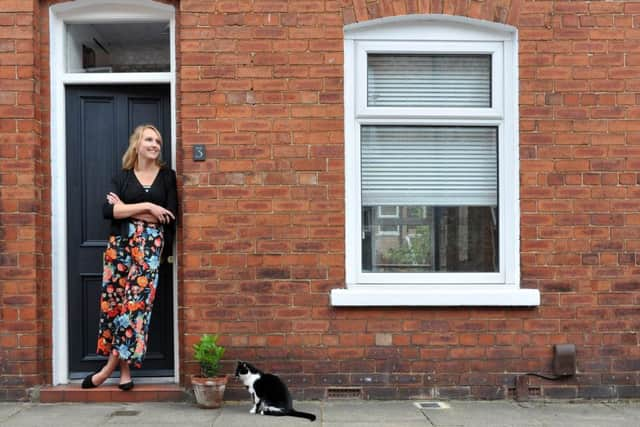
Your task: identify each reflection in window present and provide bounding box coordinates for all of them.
[363,206,497,273]
[66,22,170,73]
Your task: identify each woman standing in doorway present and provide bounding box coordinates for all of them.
[82,124,178,390]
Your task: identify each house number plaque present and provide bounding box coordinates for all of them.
[193,144,206,161]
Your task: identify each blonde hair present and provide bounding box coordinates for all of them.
[122,124,164,170]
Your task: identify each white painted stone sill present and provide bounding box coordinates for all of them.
[330,286,540,307]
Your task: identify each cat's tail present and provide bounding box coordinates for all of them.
[288,409,316,422]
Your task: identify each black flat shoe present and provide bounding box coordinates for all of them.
[81,372,98,389]
[118,381,134,391]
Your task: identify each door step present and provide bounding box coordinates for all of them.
[38,383,187,403]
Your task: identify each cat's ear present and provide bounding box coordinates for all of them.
[234,360,244,376]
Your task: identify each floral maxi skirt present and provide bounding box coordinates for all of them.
[97,221,164,368]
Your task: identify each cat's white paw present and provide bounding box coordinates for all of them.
[250,407,256,414]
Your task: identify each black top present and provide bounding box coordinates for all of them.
[102,167,178,260]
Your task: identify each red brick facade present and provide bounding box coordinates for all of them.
[1,0,640,401]
[0,0,45,401]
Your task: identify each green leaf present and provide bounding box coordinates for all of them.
[193,334,225,377]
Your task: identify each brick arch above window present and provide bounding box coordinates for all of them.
[342,0,522,26]
[343,13,518,43]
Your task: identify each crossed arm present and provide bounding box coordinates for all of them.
[106,192,175,224]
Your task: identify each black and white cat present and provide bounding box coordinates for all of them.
[234,361,316,422]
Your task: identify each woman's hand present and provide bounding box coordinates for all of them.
[106,192,122,205]
[146,202,175,224]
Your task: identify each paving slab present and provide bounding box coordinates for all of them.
[0,403,23,423]
[421,401,640,427]
[518,402,640,427]
[323,400,427,423]
[605,400,640,419]
[102,402,219,426]
[421,401,535,427]
[324,423,427,427]
[212,402,321,426]
[1,403,116,427]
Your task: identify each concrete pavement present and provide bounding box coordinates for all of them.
[1,399,639,426]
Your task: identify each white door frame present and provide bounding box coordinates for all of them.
[49,0,178,385]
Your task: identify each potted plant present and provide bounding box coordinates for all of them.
[191,334,227,408]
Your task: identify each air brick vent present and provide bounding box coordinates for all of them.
[325,387,363,399]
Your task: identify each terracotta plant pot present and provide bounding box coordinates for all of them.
[191,374,228,409]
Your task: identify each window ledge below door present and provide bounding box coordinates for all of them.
[330,286,540,307]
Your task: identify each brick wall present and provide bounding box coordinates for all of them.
[518,0,640,399]
[179,0,640,400]
[178,0,347,399]
[0,0,43,401]
[1,0,640,401]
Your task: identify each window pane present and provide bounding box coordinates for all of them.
[361,126,497,206]
[66,23,170,73]
[367,54,491,107]
[362,206,498,273]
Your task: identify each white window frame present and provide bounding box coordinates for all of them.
[332,15,539,306]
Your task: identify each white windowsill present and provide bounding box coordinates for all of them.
[330,286,540,307]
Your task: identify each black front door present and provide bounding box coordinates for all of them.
[66,85,173,378]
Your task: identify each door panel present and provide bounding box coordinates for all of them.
[79,96,118,244]
[66,85,173,378]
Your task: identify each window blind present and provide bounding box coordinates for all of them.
[367,54,491,108]
[361,126,497,206]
